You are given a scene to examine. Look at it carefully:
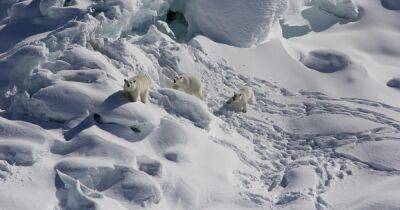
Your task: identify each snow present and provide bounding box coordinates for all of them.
[157,88,212,128]
[336,140,400,171]
[0,0,400,209]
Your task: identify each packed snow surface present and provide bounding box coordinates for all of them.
[0,0,400,210]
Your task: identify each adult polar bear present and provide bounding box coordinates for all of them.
[172,75,204,100]
[124,75,150,103]
[225,87,255,113]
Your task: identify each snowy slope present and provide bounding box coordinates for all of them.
[0,0,400,210]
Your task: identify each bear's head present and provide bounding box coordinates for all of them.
[226,92,244,105]
[173,76,184,84]
[124,79,137,91]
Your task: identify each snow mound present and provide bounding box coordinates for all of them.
[183,0,288,47]
[56,170,127,210]
[0,44,48,88]
[300,49,350,73]
[336,140,400,171]
[15,81,114,122]
[381,0,400,10]
[157,88,212,128]
[55,157,162,207]
[0,141,40,166]
[0,116,53,143]
[149,118,192,162]
[118,169,162,206]
[387,78,400,89]
[280,166,317,192]
[93,91,161,141]
[0,116,54,165]
[53,127,137,164]
[277,165,317,207]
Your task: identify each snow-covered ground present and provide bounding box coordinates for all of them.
[0,0,400,209]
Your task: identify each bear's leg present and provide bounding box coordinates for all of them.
[140,90,148,104]
[130,92,139,102]
[242,103,248,113]
[248,93,255,104]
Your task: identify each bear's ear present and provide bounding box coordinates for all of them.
[124,79,128,83]
[132,80,136,83]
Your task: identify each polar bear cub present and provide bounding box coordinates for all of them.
[124,75,150,103]
[172,75,204,100]
[225,86,255,113]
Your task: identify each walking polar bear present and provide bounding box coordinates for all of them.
[172,75,204,100]
[225,86,255,113]
[124,75,150,103]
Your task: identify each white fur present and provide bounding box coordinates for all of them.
[225,86,255,113]
[172,75,204,100]
[123,75,150,103]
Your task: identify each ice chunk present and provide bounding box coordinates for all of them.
[39,0,90,19]
[56,170,127,210]
[55,157,125,191]
[119,170,162,206]
[59,45,123,82]
[137,155,162,177]
[183,0,288,47]
[381,0,400,10]
[310,0,360,21]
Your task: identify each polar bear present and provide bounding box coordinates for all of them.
[225,86,255,113]
[172,75,204,100]
[124,75,150,103]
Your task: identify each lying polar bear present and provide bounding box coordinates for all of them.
[225,86,255,113]
[123,75,150,103]
[172,75,204,100]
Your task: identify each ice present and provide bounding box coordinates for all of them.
[381,0,400,10]
[183,0,288,47]
[1,0,400,209]
[309,0,360,21]
[56,170,127,210]
[137,155,162,177]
